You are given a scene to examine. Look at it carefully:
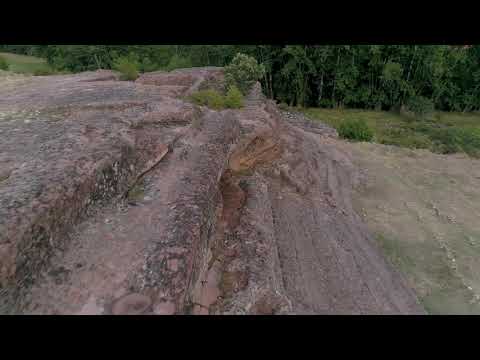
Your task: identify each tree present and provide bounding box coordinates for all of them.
[224,53,265,95]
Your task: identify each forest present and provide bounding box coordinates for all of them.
[1,45,479,113]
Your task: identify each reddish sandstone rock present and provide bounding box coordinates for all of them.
[153,301,176,315]
[111,293,152,315]
[0,69,425,316]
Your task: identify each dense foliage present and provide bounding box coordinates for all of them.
[224,53,265,94]
[1,45,479,112]
[404,95,435,119]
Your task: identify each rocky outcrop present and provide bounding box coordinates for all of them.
[0,68,425,314]
[136,67,225,97]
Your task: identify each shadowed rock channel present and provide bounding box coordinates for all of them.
[0,68,425,314]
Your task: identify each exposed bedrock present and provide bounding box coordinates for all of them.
[0,70,424,314]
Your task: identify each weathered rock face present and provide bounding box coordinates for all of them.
[0,69,205,310]
[0,69,425,314]
[136,67,225,97]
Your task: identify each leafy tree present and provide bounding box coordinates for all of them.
[224,53,265,94]
[381,61,405,111]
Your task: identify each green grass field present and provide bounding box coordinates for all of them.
[302,108,480,157]
[0,52,54,74]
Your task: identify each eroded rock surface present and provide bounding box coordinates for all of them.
[0,69,424,314]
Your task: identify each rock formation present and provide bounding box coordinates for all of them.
[0,68,425,314]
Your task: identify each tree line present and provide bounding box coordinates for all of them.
[2,45,479,112]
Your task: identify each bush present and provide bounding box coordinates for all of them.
[278,102,289,111]
[405,96,435,119]
[224,85,244,109]
[113,56,139,81]
[189,89,225,110]
[338,119,374,142]
[189,87,244,110]
[0,56,8,71]
[224,53,265,95]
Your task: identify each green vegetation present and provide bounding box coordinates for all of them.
[33,68,56,76]
[2,45,479,113]
[127,181,145,203]
[2,45,480,157]
[404,96,435,119]
[0,56,8,70]
[224,85,244,108]
[224,53,265,94]
[0,46,177,74]
[189,86,244,110]
[338,119,373,142]
[165,54,192,72]
[0,52,54,74]
[189,89,225,109]
[113,56,139,81]
[429,127,480,157]
[302,108,480,157]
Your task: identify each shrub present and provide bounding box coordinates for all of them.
[189,87,244,110]
[278,102,289,111]
[224,85,244,109]
[430,127,480,157]
[189,89,225,110]
[338,119,374,142]
[165,55,192,71]
[113,56,139,81]
[405,96,435,119]
[224,53,265,95]
[0,56,8,71]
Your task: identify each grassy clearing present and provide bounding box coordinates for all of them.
[0,52,54,74]
[301,108,480,157]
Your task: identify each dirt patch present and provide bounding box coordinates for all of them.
[342,142,480,314]
[220,270,249,296]
[218,170,247,231]
[229,132,283,174]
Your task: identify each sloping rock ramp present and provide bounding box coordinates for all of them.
[0,69,425,314]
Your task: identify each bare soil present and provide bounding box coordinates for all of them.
[339,142,480,314]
